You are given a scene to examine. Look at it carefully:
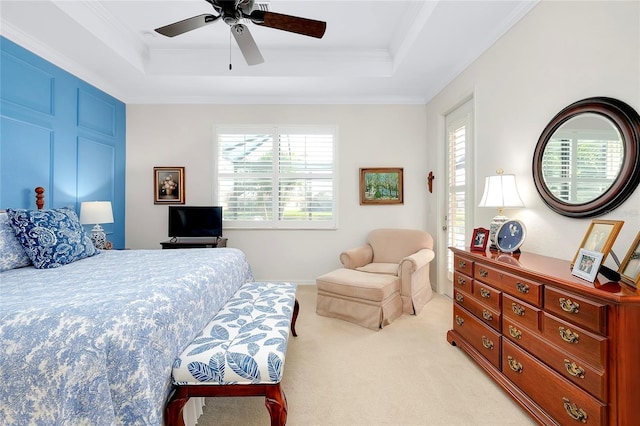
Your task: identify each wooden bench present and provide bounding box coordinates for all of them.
[165,281,299,426]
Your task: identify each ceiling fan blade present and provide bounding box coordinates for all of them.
[155,14,220,37]
[249,10,326,39]
[231,24,264,66]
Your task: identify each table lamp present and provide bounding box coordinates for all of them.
[80,201,114,249]
[478,169,524,250]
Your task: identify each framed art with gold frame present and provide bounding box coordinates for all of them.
[359,168,403,205]
[571,219,624,265]
[618,231,640,287]
[154,167,185,205]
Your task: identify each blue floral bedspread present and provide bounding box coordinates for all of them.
[0,248,253,425]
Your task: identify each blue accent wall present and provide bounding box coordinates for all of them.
[0,36,126,248]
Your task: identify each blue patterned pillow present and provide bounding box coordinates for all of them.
[0,212,32,272]
[6,207,99,269]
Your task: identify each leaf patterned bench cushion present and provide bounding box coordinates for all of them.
[172,281,297,385]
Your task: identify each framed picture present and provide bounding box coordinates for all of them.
[359,168,403,205]
[154,167,185,205]
[618,231,640,287]
[572,249,604,282]
[470,227,490,252]
[571,220,624,265]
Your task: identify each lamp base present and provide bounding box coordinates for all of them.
[91,224,108,249]
[488,214,509,250]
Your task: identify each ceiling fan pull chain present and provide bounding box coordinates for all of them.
[229,27,232,70]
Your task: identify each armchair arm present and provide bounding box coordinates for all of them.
[399,248,435,273]
[340,244,374,269]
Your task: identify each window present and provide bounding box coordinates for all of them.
[444,99,474,286]
[215,126,336,229]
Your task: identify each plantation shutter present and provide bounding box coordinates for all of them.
[216,126,336,229]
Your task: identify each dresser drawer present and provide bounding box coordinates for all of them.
[453,271,473,293]
[545,287,607,335]
[504,317,606,401]
[453,305,501,369]
[474,263,542,307]
[454,289,501,332]
[502,339,606,425]
[454,254,474,276]
[503,293,541,332]
[473,281,501,311]
[542,313,607,370]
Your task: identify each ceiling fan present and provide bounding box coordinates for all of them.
[155,0,327,66]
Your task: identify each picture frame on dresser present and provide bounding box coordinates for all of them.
[571,248,604,282]
[470,227,490,251]
[618,231,640,287]
[571,219,624,266]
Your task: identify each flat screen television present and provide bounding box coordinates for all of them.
[168,206,223,238]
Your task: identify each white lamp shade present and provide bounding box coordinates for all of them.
[80,201,114,225]
[478,174,525,208]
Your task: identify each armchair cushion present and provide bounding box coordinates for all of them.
[356,263,399,275]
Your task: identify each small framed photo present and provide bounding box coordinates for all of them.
[571,219,624,265]
[359,168,403,205]
[618,231,640,287]
[154,167,185,205]
[470,227,490,252]
[572,249,604,282]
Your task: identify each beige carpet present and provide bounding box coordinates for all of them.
[196,285,535,426]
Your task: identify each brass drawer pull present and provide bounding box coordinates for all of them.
[481,336,494,350]
[480,288,491,298]
[508,325,522,339]
[559,326,580,344]
[458,260,466,269]
[562,397,588,423]
[564,359,586,379]
[559,297,580,314]
[455,315,464,326]
[511,303,525,316]
[457,276,466,286]
[507,356,523,373]
[482,310,493,321]
[516,282,529,294]
[455,293,464,303]
[479,268,488,278]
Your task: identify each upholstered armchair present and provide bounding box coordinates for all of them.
[339,228,435,315]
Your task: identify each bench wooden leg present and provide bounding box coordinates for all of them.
[165,387,189,426]
[265,384,288,426]
[291,298,299,337]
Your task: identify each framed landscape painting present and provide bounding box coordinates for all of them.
[359,168,403,205]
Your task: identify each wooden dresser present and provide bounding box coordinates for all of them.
[447,248,640,426]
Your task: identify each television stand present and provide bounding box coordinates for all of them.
[160,237,228,249]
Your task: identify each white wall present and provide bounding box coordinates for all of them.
[126,105,429,282]
[425,0,640,291]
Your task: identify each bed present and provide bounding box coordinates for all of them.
[0,190,253,424]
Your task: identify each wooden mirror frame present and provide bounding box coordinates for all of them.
[532,97,640,218]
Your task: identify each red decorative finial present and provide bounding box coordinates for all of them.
[35,187,45,210]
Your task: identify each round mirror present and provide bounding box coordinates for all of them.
[533,97,640,217]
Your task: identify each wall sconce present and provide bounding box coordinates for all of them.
[478,169,524,249]
[80,201,114,249]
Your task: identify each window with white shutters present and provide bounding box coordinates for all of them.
[215,126,336,229]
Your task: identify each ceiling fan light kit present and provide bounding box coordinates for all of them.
[155,0,326,66]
